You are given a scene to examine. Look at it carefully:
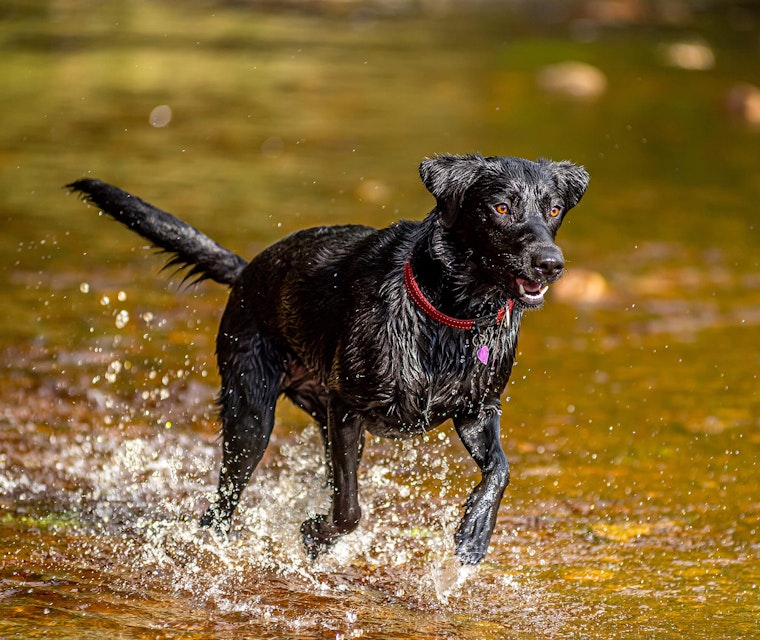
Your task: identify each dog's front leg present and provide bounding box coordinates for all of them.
[453,406,510,564]
[301,397,365,559]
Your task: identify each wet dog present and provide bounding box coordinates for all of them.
[67,154,589,563]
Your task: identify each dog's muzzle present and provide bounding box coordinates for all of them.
[515,245,564,306]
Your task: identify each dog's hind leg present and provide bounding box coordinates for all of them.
[453,405,510,564]
[283,376,329,446]
[283,381,332,485]
[300,397,365,558]
[199,330,283,535]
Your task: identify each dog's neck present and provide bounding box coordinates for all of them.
[408,215,512,319]
[404,258,513,331]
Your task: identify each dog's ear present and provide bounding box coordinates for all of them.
[541,160,590,211]
[419,154,486,228]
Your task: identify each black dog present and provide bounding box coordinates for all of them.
[67,154,588,564]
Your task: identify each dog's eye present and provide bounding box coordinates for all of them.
[495,203,510,215]
[550,205,562,218]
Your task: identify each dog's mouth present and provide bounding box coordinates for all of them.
[515,277,549,307]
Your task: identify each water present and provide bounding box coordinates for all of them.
[1,1,759,638]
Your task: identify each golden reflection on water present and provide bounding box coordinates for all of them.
[1,1,759,638]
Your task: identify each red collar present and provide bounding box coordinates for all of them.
[403,258,514,330]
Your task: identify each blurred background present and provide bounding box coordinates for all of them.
[1,1,759,638]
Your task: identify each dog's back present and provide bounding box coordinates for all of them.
[232,222,412,376]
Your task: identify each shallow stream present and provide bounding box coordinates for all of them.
[1,2,759,638]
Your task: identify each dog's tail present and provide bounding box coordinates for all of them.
[67,179,248,286]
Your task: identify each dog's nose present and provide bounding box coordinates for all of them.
[532,248,564,280]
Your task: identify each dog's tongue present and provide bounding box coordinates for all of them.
[516,277,549,304]
[519,279,542,294]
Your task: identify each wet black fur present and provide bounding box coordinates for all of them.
[67,154,589,564]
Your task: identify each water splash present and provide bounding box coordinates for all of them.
[428,521,478,604]
[71,424,477,610]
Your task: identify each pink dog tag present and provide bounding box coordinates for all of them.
[476,345,489,364]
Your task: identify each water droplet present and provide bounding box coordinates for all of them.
[115,309,129,329]
[149,104,172,127]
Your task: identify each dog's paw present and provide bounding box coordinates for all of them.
[454,535,488,565]
[300,515,337,560]
[199,506,231,537]
[454,513,492,565]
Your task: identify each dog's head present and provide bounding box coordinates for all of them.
[419,154,589,307]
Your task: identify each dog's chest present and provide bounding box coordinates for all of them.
[341,308,521,436]
[411,324,515,412]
